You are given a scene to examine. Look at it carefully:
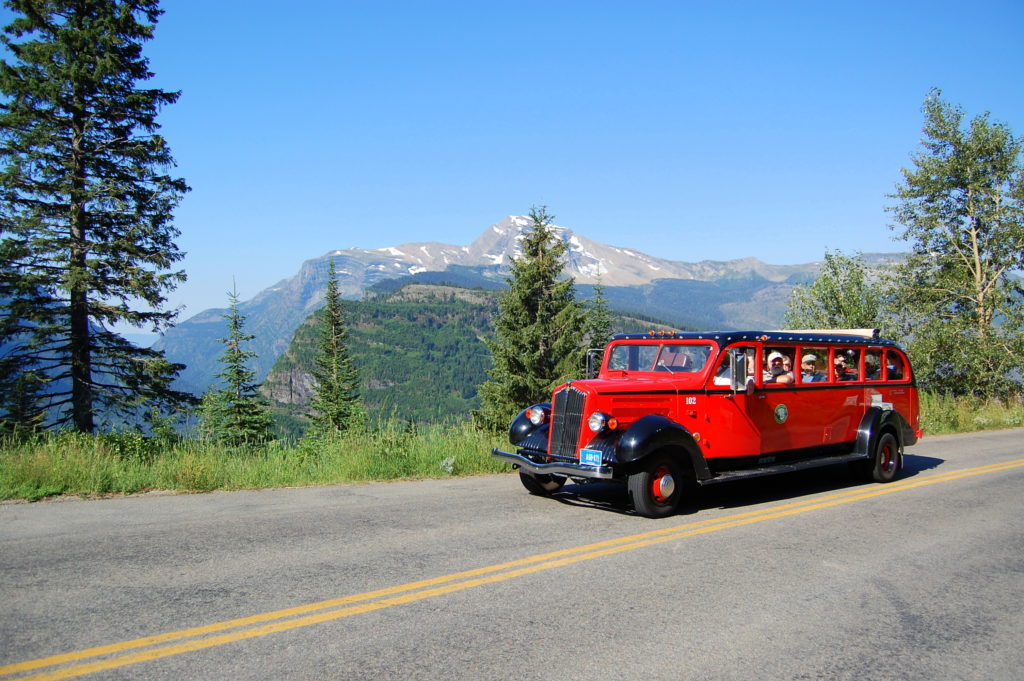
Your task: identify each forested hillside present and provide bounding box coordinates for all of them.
[262,283,678,430]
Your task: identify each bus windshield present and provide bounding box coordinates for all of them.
[605,343,714,373]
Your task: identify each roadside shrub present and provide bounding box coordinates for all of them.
[918,392,1024,435]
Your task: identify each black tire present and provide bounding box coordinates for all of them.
[519,470,567,495]
[628,453,684,518]
[869,432,900,483]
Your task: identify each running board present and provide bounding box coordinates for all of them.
[700,451,870,485]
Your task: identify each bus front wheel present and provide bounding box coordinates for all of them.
[628,453,684,518]
[519,470,566,495]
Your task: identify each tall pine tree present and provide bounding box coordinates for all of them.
[310,260,363,432]
[584,277,614,349]
[0,0,191,431]
[475,206,585,431]
[199,287,273,446]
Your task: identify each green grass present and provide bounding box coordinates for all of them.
[0,421,509,502]
[3,392,1022,501]
[918,392,1024,435]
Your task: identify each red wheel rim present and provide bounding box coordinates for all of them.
[651,465,675,503]
[881,444,895,473]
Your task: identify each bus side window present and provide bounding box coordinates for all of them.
[865,349,883,381]
[847,349,862,381]
[763,346,795,385]
[712,347,756,390]
[886,351,905,380]
[711,353,731,387]
[799,347,827,383]
[832,348,859,381]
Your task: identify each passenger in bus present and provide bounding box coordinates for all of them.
[713,353,735,385]
[764,351,794,384]
[801,354,825,382]
[887,355,905,380]
[833,353,857,381]
[864,354,881,380]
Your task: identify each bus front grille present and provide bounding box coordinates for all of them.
[550,386,585,458]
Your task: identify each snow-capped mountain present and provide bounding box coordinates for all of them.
[154,216,892,396]
[358,215,811,288]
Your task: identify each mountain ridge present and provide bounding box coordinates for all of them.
[155,216,904,396]
[330,216,836,287]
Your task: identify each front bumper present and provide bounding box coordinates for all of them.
[491,448,616,480]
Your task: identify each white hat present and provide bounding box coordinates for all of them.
[768,351,784,363]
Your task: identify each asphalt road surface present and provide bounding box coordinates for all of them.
[2,429,1023,681]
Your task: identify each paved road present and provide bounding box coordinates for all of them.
[2,429,1023,681]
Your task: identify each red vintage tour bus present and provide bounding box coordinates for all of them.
[493,329,922,517]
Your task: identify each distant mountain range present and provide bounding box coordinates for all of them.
[154,216,903,396]
[347,215,823,288]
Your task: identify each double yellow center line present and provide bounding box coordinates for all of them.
[4,458,1023,681]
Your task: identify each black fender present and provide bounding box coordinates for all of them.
[509,403,550,446]
[855,407,911,469]
[616,414,712,480]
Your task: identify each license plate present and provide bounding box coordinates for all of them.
[579,448,603,467]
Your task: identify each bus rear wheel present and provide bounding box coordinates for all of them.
[868,432,900,483]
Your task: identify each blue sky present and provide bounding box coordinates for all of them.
[3,1,1023,322]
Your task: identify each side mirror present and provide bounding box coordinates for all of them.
[730,349,748,392]
[586,348,604,379]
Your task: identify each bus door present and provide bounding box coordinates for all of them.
[704,346,759,458]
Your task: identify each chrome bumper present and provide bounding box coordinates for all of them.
[491,448,616,480]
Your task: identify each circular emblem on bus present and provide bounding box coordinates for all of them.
[774,404,789,424]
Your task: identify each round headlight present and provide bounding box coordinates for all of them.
[588,412,617,433]
[527,406,547,425]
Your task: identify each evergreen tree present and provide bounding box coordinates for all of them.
[310,260,363,432]
[584,277,614,349]
[0,301,46,433]
[0,367,46,435]
[199,287,273,445]
[886,90,1024,397]
[0,0,191,431]
[475,206,585,431]
[783,250,887,331]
